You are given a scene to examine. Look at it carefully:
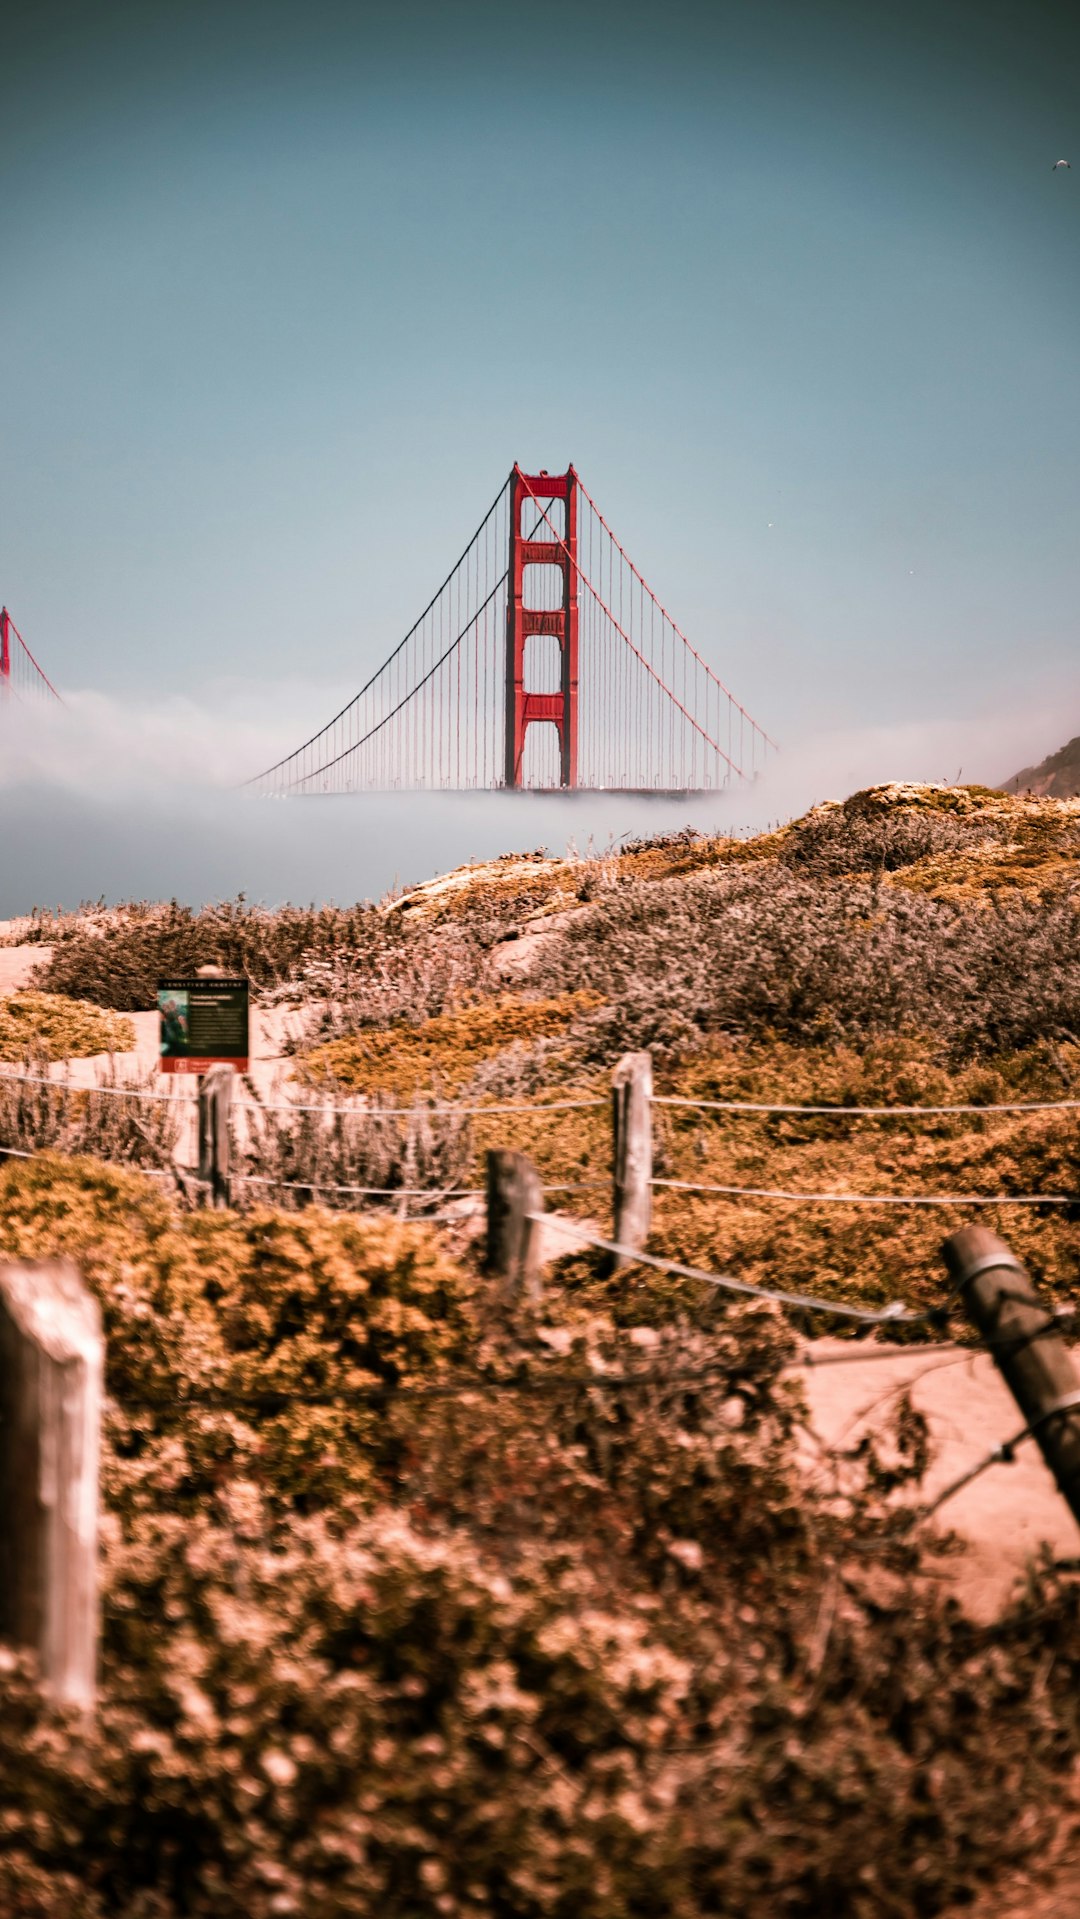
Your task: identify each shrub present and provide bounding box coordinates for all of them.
[778,795,1003,878]
[284,924,492,1047]
[306,992,599,1093]
[237,1085,476,1217]
[0,991,135,1061]
[0,1159,1079,1914]
[32,898,384,1010]
[0,1060,180,1170]
[528,863,1080,1064]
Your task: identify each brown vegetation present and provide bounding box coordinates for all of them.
[5,784,1080,1914]
[0,990,135,1061]
[2,1154,1080,1916]
[306,991,601,1093]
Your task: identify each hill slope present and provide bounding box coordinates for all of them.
[1002,734,1080,797]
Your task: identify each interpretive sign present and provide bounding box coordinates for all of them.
[158,977,249,1074]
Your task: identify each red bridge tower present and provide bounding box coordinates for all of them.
[504,465,579,788]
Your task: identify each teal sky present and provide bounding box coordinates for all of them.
[2,0,1079,909]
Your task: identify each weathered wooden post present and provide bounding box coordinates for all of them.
[198,1063,234,1208]
[611,1051,652,1269]
[485,1149,545,1304]
[941,1224,1080,1529]
[0,1260,103,1708]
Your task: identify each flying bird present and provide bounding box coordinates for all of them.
[1053,158,1071,169]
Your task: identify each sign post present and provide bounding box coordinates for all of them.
[159,973,247,1208]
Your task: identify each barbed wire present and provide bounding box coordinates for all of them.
[919,1389,1080,1521]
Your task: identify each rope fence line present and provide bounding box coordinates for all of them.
[798,1341,962,1366]
[105,1342,973,1413]
[651,1176,1080,1208]
[233,1094,608,1117]
[3,1063,1078,1121]
[0,1067,198,1104]
[512,1203,1080,1533]
[7,1044,1080,1559]
[3,1052,1079,1220]
[0,1066,605,1119]
[0,1136,595,1208]
[654,1093,1080,1116]
[233,1173,486,1199]
[527,1213,926,1327]
[0,1140,179,1184]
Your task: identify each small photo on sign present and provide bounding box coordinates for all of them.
[158,988,190,1057]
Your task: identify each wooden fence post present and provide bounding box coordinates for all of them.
[485,1149,544,1304]
[0,1260,103,1709]
[198,1064,233,1208]
[941,1224,1080,1529]
[611,1051,652,1269]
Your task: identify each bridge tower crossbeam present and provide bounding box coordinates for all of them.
[505,466,579,790]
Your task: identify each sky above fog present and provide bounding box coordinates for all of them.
[2,0,1079,912]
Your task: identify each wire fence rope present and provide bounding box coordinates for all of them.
[527,1213,934,1327]
[654,1093,1080,1116]
[651,1176,1080,1207]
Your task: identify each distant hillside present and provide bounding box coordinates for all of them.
[1002,734,1080,797]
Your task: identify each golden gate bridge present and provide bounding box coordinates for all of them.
[2,466,776,791]
[250,465,776,795]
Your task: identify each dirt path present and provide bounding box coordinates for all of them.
[797,1339,1079,1619]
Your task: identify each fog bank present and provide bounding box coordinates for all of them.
[0,687,1064,916]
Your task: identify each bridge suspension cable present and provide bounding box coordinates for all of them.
[248,466,775,795]
[521,476,775,790]
[0,608,62,704]
[249,480,513,795]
